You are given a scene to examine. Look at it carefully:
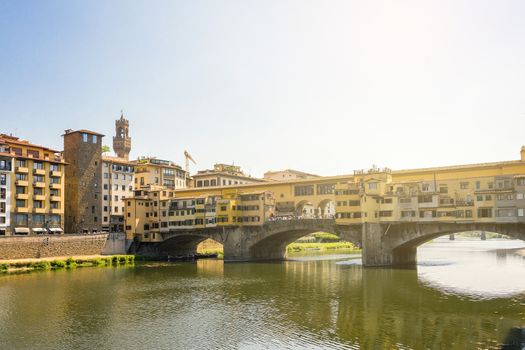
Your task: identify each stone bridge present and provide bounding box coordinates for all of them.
[135,220,525,266]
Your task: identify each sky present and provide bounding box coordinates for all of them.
[0,0,524,177]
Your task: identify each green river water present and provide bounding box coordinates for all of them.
[0,239,524,349]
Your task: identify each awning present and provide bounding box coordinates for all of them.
[14,227,30,234]
[32,228,47,233]
[49,228,63,233]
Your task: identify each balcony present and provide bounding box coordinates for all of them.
[50,208,62,214]
[33,168,46,176]
[15,193,29,200]
[15,166,29,174]
[34,194,46,201]
[50,195,61,202]
[50,183,61,189]
[15,207,29,213]
[50,170,62,177]
[16,180,29,186]
[455,200,474,207]
[33,181,45,188]
[34,208,46,214]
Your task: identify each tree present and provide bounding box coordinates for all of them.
[102,145,111,154]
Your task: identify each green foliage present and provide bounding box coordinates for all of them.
[286,242,361,253]
[50,260,66,268]
[0,263,8,272]
[65,258,77,269]
[29,261,51,270]
[102,145,111,153]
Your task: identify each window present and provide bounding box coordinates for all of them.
[294,185,314,196]
[114,173,118,179]
[16,200,25,208]
[517,193,524,200]
[476,195,483,201]
[485,195,492,201]
[476,181,480,190]
[497,208,515,217]
[92,135,97,143]
[518,208,524,217]
[460,182,469,189]
[477,208,492,218]
[82,133,88,142]
[368,183,378,190]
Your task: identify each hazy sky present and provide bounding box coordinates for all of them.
[1,0,524,177]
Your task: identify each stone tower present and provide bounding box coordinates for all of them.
[63,129,104,233]
[113,111,131,160]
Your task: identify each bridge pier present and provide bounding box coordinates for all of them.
[361,223,417,267]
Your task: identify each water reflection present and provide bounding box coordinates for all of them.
[0,240,523,349]
[417,238,525,299]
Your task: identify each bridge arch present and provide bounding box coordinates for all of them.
[365,222,525,266]
[244,220,362,261]
[155,232,224,258]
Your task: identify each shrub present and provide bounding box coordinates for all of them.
[0,264,8,272]
[50,260,66,269]
[65,257,77,269]
[30,261,51,270]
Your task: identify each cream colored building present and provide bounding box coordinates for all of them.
[101,156,134,232]
[264,169,320,181]
[133,157,188,190]
[192,163,265,188]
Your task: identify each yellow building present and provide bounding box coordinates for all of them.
[124,187,275,242]
[125,145,525,240]
[133,157,188,190]
[0,134,65,235]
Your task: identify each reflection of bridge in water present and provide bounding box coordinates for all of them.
[136,219,525,266]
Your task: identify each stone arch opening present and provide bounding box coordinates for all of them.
[157,234,223,259]
[389,229,525,266]
[317,199,335,219]
[295,200,315,218]
[246,223,361,261]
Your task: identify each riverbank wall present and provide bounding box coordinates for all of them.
[0,234,109,260]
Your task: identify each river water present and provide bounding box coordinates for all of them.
[0,239,524,349]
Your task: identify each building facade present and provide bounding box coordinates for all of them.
[63,129,104,233]
[101,156,134,232]
[133,157,188,190]
[0,134,65,235]
[192,163,265,188]
[124,187,275,242]
[263,169,320,181]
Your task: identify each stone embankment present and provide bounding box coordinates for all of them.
[0,234,109,260]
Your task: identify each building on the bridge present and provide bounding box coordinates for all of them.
[124,187,275,243]
[191,163,265,188]
[101,156,134,232]
[263,169,320,181]
[334,162,525,225]
[132,157,188,190]
[0,134,65,235]
[63,129,103,233]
